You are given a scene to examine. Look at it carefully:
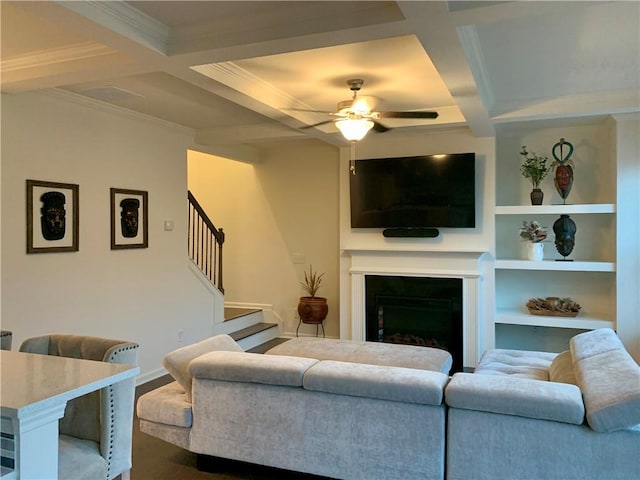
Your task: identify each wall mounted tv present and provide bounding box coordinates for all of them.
[350,153,476,229]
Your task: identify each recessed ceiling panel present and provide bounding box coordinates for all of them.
[473,2,639,114]
[232,35,457,113]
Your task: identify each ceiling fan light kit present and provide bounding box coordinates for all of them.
[301,79,439,142]
[336,118,374,141]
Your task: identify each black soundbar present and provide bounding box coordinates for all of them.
[383,228,440,238]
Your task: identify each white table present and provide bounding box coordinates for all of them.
[0,351,139,479]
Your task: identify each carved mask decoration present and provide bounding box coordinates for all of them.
[40,191,66,240]
[120,198,140,238]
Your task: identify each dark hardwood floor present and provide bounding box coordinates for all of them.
[130,374,333,480]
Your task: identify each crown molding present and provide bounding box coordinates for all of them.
[192,62,314,113]
[41,88,194,135]
[491,89,640,123]
[56,0,169,54]
[1,42,115,72]
[192,62,324,128]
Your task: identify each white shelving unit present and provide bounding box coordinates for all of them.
[495,259,615,272]
[495,204,615,215]
[493,117,620,352]
[495,309,614,330]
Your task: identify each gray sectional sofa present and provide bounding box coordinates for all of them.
[138,336,452,480]
[137,329,640,480]
[445,328,640,480]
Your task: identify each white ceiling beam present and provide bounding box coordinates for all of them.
[398,1,494,137]
[54,0,169,55]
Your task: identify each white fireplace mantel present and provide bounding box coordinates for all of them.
[344,249,487,368]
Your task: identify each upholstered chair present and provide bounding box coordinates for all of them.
[0,330,12,350]
[19,334,139,480]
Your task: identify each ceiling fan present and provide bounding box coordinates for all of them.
[300,78,438,141]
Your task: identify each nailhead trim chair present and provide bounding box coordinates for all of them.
[0,330,11,350]
[20,334,139,480]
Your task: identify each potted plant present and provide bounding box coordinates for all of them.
[520,220,547,261]
[520,146,550,205]
[297,265,328,325]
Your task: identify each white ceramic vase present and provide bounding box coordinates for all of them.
[527,242,544,261]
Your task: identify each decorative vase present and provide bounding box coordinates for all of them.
[527,242,544,261]
[297,296,328,324]
[552,138,575,204]
[553,214,577,260]
[530,188,544,205]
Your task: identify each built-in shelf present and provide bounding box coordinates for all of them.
[496,309,614,330]
[495,204,615,215]
[495,259,615,272]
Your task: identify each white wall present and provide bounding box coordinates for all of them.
[188,139,340,337]
[614,113,640,360]
[340,128,495,252]
[1,91,215,382]
[338,128,496,356]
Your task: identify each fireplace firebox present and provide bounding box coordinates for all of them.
[365,275,463,373]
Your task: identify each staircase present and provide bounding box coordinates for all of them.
[188,192,287,351]
[217,307,287,352]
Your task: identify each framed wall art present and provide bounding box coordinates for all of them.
[26,179,79,254]
[111,188,148,250]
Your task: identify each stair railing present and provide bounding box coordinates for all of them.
[188,191,224,294]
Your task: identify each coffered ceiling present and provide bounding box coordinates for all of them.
[1,1,638,159]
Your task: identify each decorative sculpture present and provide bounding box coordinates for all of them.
[551,138,575,204]
[40,191,66,240]
[120,198,140,237]
[553,214,577,261]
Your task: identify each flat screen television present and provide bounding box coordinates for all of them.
[350,152,476,228]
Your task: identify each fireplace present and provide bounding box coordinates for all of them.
[344,250,484,369]
[365,275,463,372]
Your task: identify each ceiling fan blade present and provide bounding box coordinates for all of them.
[372,121,391,133]
[377,111,439,119]
[300,120,335,129]
[285,108,334,114]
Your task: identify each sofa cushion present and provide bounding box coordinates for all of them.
[189,351,318,387]
[136,381,193,428]
[571,331,640,433]
[445,372,585,425]
[570,327,624,362]
[548,350,577,385]
[303,360,449,406]
[163,334,242,401]
[266,337,452,374]
[474,349,556,381]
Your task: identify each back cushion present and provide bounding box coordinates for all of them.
[548,350,577,385]
[571,329,640,432]
[163,334,242,402]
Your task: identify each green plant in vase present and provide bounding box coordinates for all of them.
[520,220,547,261]
[520,146,550,205]
[519,220,547,243]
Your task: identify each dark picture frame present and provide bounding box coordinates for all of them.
[111,188,148,250]
[26,179,79,254]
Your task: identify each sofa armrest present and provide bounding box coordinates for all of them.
[303,360,449,405]
[188,351,318,387]
[445,373,585,425]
